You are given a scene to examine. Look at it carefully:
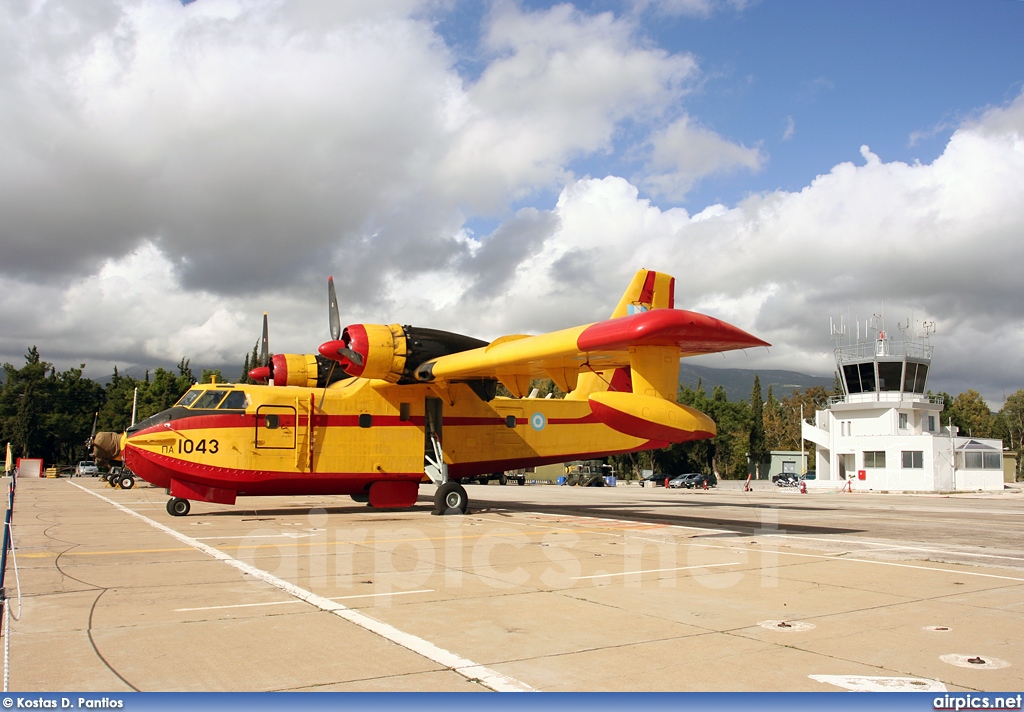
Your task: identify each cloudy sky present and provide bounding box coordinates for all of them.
[2,0,1022,405]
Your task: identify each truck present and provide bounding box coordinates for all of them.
[564,460,613,487]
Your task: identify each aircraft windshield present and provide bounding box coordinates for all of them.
[218,391,248,410]
[175,389,203,407]
[192,390,228,409]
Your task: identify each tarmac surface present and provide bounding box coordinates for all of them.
[5,476,1024,692]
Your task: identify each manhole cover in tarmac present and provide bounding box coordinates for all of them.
[940,654,1010,670]
[758,620,815,632]
[810,675,947,692]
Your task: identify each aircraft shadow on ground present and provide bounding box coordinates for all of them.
[470,497,865,537]
[164,492,862,536]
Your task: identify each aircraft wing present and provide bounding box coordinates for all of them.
[413,308,769,395]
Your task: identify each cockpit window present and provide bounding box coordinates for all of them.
[192,390,228,409]
[175,389,203,407]
[218,391,249,410]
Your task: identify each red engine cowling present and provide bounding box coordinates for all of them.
[319,324,408,382]
[249,354,321,387]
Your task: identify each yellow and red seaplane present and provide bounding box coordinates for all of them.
[118,269,768,516]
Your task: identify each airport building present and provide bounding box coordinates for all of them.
[801,317,1004,492]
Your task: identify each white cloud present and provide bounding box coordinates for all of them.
[2,2,1022,405]
[643,114,764,199]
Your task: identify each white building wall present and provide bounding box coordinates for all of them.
[802,401,1003,492]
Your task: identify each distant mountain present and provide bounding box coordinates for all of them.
[678,363,834,401]
[83,361,833,402]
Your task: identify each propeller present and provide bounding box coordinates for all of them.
[329,276,340,342]
[86,411,99,452]
[247,312,273,383]
[320,276,364,368]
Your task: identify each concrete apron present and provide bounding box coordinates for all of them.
[4,477,1023,692]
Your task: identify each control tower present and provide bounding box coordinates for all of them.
[833,315,934,403]
[802,315,1004,491]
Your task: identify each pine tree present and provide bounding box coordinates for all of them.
[749,374,767,479]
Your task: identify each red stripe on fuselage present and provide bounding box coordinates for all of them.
[130,410,603,437]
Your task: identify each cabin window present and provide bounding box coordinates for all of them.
[264,414,279,429]
[175,389,202,407]
[901,451,923,469]
[400,403,411,422]
[193,390,227,409]
[219,391,248,410]
[505,415,517,428]
[359,414,373,428]
[863,451,886,468]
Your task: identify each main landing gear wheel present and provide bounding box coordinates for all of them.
[119,474,135,489]
[432,481,469,516]
[166,497,190,517]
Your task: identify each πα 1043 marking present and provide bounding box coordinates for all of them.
[178,438,219,455]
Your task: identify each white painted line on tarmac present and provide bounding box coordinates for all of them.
[766,533,1024,563]
[176,589,435,612]
[571,562,741,580]
[193,533,315,540]
[69,482,532,692]
[177,600,301,612]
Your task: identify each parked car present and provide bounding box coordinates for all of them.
[669,473,700,488]
[640,472,672,487]
[670,473,716,489]
[75,461,99,477]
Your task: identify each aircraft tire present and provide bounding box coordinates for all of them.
[433,482,468,515]
[119,474,135,490]
[350,493,369,503]
[517,477,525,486]
[167,497,190,517]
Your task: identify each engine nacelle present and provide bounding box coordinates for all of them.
[269,353,320,387]
[320,324,488,383]
[249,354,347,388]
[319,323,407,382]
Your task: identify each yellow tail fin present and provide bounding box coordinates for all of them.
[568,268,676,401]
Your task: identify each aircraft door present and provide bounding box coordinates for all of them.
[256,405,296,449]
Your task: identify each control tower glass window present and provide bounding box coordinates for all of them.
[843,364,863,393]
[858,362,876,392]
[907,363,928,393]
[878,361,903,392]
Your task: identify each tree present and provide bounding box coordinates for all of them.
[944,390,995,438]
[201,369,224,384]
[997,390,1024,480]
[0,348,103,464]
[749,375,767,478]
[706,385,751,478]
[763,385,788,449]
[238,340,261,384]
[97,367,141,432]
